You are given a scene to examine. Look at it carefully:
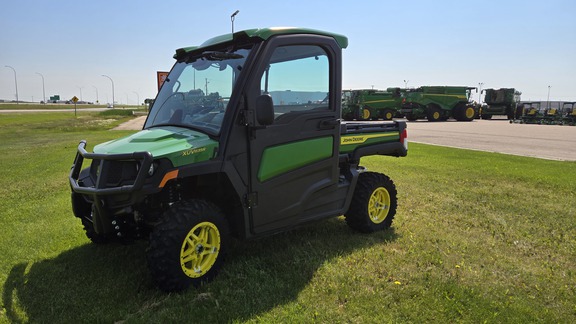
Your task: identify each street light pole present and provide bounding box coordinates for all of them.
[5,65,19,104]
[403,79,409,89]
[36,72,46,104]
[231,10,239,34]
[93,86,99,104]
[133,91,140,107]
[547,85,551,109]
[78,86,83,102]
[102,75,115,108]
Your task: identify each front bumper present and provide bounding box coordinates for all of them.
[69,140,154,236]
[69,140,153,196]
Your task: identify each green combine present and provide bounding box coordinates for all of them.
[480,88,522,120]
[342,88,404,121]
[401,86,477,121]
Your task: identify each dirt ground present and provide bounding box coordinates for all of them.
[112,116,147,130]
[113,116,576,161]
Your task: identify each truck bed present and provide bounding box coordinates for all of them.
[340,120,408,160]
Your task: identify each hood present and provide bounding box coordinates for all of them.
[93,126,218,167]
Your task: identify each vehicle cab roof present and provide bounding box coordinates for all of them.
[174,27,348,59]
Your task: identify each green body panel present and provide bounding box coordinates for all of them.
[340,132,400,153]
[175,27,348,59]
[258,136,334,182]
[93,127,217,167]
[407,86,471,109]
[342,88,404,120]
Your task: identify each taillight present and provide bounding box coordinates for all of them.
[400,128,408,151]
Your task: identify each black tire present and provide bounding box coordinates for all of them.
[359,107,372,120]
[147,199,229,292]
[72,192,109,244]
[455,104,475,121]
[382,109,394,121]
[427,104,442,122]
[345,172,397,233]
[81,211,109,244]
[405,114,418,121]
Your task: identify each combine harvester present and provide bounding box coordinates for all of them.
[400,86,477,122]
[342,88,404,121]
[480,88,522,120]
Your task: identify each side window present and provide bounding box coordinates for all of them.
[260,45,330,120]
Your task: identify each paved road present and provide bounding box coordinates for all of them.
[408,118,576,161]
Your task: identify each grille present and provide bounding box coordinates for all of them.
[89,159,139,188]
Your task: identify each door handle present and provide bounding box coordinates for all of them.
[320,119,340,129]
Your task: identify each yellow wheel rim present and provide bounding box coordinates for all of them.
[432,111,440,120]
[363,108,371,119]
[385,112,393,120]
[465,107,475,119]
[180,221,221,278]
[368,187,390,224]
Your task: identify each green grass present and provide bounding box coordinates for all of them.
[0,103,144,110]
[1,113,575,323]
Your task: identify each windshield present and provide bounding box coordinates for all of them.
[145,47,252,134]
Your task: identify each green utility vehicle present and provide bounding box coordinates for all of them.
[562,102,576,125]
[480,88,522,120]
[541,102,563,125]
[69,27,408,292]
[342,88,404,121]
[401,86,477,121]
[519,102,543,124]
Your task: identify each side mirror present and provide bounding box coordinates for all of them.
[256,94,274,126]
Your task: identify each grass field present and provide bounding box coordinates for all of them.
[0,103,145,110]
[1,112,575,323]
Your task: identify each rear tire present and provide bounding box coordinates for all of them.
[147,199,229,292]
[345,172,397,233]
[455,104,475,121]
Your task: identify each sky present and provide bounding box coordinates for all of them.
[1,0,575,105]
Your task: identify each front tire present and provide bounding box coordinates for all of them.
[147,199,229,292]
[427,104,442,122]
[382,109,394,121]
[345,172,397,233]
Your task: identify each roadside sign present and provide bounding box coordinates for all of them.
[72,96,79,103]
[157,71,169,90]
